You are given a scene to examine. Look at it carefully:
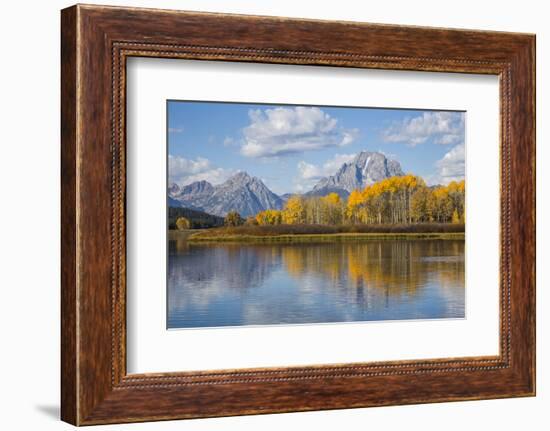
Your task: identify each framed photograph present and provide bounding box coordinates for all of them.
[61,4,535,425]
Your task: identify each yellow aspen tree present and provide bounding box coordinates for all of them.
[282,196,305,224]
[175,217,191,230]
[346,189,363,222]
[320,193,342,225]
[452,208,460,224]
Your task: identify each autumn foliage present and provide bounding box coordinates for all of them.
[175,216,191,230]
[224,210,245,227]
[250,175,465,227]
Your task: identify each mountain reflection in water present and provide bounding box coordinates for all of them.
[167,239,465,329]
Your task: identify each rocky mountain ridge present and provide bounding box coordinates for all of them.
[307,151,404,198]
[169,172,282,217]
[169,151,404,216]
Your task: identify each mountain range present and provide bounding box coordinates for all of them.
[169,172,283,217]
[306,151,404,198]
[168,151,404,217]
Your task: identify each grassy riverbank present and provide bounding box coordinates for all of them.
[173,223,465,243]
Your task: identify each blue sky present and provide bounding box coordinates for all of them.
[168,101,465,195]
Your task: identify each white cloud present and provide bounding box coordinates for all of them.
[182,168,235,186]
[240,107,358,158]
[168,127,184,133]
[169,155,210,176]
[382,111,464,147]
[428,142,465,185]
[297,153,356,181]
[294,153,356,191]
[435,134,462,145]
[296,161,322,182]
[323,153,357,174]
[168,155,234,186]
[223,137,235,146]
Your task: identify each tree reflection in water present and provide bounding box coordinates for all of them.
[167,239,465,328]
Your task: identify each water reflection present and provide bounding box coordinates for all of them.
[167,239,465,329]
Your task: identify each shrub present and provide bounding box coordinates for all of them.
[224,210,244,227]
[175,217,191,230]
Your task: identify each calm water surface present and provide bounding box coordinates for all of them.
[167,239,465,329]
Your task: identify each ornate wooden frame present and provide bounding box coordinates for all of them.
[61,4,536,425]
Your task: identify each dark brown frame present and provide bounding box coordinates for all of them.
[61,4,536,426]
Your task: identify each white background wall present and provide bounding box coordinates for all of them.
[0,0,546,429]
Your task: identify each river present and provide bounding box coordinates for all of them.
[167,238,465,329]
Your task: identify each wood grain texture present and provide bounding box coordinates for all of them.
[60,4,536,425]
[60,5,78,425]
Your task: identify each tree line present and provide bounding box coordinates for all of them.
[235,175,465,227]
[345,175,465,225]
[169,206,223,230]
[174,175,465,230]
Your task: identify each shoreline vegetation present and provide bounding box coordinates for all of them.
[169,176,466,243]
[170,223,465,243]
